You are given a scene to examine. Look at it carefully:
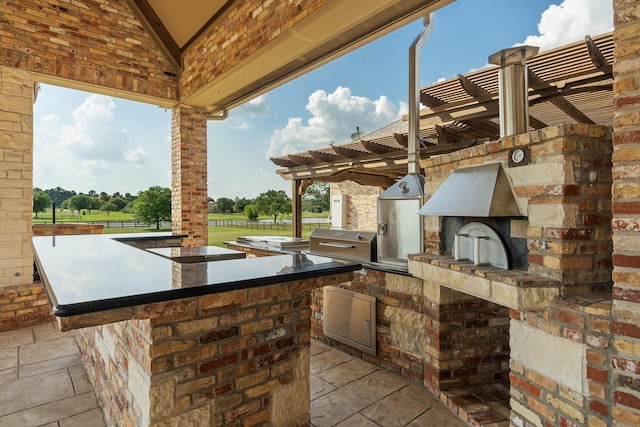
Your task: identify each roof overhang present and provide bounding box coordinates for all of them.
[119,0,452,111]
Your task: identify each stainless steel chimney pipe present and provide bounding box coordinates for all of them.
[408,15,434,174]
[488,45,539,138]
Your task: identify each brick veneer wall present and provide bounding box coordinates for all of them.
[310,269,510,393]
[311,269,426,383]
[509,295,612,426]
[611,2,640,425]
[32,224,104,236]
[0,0,178,101]
[0,67,34,288]
[330,181,381,231]
[181,0,324,99]
[0,284,53,332]
[422,124,613,295]
[76,276,348,426]
[423,292,510,393]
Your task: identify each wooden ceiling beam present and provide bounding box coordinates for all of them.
[457,74,494,101]
[394,133,409,148]
[309,150,342,163]
[458,119,500,138]
[420,93,446,108]
[124,0,181,72]
[585,35,612,74]
[528,116,548,130]
[529,70,595,124]
[361,139,397,154]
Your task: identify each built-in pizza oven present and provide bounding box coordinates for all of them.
[419,162,528,270]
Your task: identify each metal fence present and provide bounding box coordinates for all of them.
[34,220,172,228]
[212,220,330,230]
[33,220,331,230]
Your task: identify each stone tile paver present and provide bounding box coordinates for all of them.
[0,323,106,427]
[59,407,106,427]
[0,392,101,426]
[360,389,431,426]
[19,336,78,365]
[68,364,93,395]
[0,328,33,349]
[334,413,380,426]
[1,324,469,427]
[316,357,378,388]
[311,374,337,400]
[310,341,470,427]
[408,408,469,427]
[310,348,352,374]
[0,368,75,416]
[19,354,81,378]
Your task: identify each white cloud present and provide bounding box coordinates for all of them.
[521,0,613,51]
[242,94,270,117]
[123,147,148,164]
[224,94,271,130]
[266,86,404,157]
[45,94,149,165]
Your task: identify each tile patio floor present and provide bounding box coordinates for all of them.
[0,323,468,426]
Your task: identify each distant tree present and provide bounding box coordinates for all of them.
[102,201,118,216]
[244,204,259,221]
[302,182,330,213]
[124,192,136,202]
[69,194,92,215]
[234,197,252,213]
[216,197,234,213]
[123,200,136,213]
[133,186,171,229]
[208,197,215,202]
[112,191,123,199]
[254,190,292,223]
[110,196,128,210]
[88,190,97,197]
[88,197,101,214]
[33,189,51,218]
[99,191,111,202]
[45,187,76,206]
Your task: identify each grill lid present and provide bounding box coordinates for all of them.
[418,163,523,217]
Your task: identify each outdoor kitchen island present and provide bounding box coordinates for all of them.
[32,233,360,427]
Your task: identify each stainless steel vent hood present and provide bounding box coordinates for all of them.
[418,162,522,217]
[379,173,424,198]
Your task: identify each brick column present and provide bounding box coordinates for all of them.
[0,67,34,287]
[612,2,640,425]
[171,105,208,247]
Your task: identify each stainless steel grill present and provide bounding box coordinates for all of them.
[309,229,377,263]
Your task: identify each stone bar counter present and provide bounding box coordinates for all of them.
[32,233,360,426]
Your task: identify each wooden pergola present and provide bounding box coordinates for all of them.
[271,32,613,189]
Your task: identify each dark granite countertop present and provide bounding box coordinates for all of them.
[147,246,247,263]
[32,233,361,317]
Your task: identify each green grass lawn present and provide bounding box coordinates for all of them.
[34,209,135,223]
[40,211,327,248]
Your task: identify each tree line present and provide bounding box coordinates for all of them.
[211,182,329,217]
[33,182,330,226]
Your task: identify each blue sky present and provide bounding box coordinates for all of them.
[33,0,613,199]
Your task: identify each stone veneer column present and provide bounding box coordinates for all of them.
[0,66,34,287]
[171,104,208,247]
[611,2,640,425]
